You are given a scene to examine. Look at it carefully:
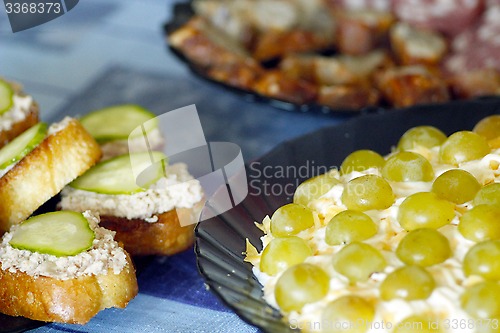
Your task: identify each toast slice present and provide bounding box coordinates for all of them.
[0,79,39,149]
[0,211,138,324]
[0,117,102,233]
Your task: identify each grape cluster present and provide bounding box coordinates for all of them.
[251,115,500,332]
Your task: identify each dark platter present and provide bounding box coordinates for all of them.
[194,99,500,333]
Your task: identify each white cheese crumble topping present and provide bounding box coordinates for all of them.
[59,163,204,221]
[251,147,500,333]
[0,211,128,280]
[0,94,33,132]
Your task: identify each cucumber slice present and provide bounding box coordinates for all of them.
[80,104,158,143]
[9,211,95,257]
[0,79,14,116]
[0,122,47,170]
[70,151,167,194]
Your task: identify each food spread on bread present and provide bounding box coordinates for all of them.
[0,80,205,324]
[168,0,500,111]
[60,151,205,256]
[0,210,138,324]
[246,115,500,332]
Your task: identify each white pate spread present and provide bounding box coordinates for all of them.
[0,211,128,280]
[59,163,204,221]
[249,147,500,333]
[0,94,33,132]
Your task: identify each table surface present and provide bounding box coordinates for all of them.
[0,1,348,333]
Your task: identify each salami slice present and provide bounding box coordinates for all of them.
[445,5,500,72]
[392,0,484,36]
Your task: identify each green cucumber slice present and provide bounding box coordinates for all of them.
[0,122,47,170]
[70,151,167,194]
[80,104,157,143]
[9,211,95,257]
[0,79,14,116]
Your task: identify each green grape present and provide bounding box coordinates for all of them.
[461,281,500,319]
[474,183,500,208]
[382,151,434,182]
[260,236,312,276]
[431,169,481,204]
[332,242,386,283]
[397,192,456,231]
[270,203,315,237]
[396,228,451,267]
[474,115,500,141]
[394,315,444,333]
[463,240,500,280]
[380,265,435,301]
[341,175,395,211]
[275,263,330,312]
[397,126,447,151]
[340,150,385,175]
[439,131,491,166]
[321,295,375,333]
[294,172,340,206]
[458,205,500,242]
[325,210,378,246]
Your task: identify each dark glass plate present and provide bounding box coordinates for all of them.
[194,99,500,333]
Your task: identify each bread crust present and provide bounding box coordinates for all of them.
[99,203,203,256]
[0,119,102,233]
[0,101,39,149]
[0,252,137,324]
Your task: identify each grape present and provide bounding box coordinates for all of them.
[270,203,315,237]
[332,242,386,283]
[294,172,340,206]
[382,151,434,182]
[260,236,312,276]
[397,126,447,151]
[275,263,330,312]
[458,205,500,242]
[340,150,385,175]
[461,281,500,319]
[325,210,378,246]
[321,295,375,333]
[474,115,500,141]
[394,315,444,333]
[474,183,500,208]
[397,192,456,231]
[341,175,395,211]
[396,228,451,267]
[463,240,500,280]
[439,131,491,166]
[431,169,481,204]
[380,265,435,301]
